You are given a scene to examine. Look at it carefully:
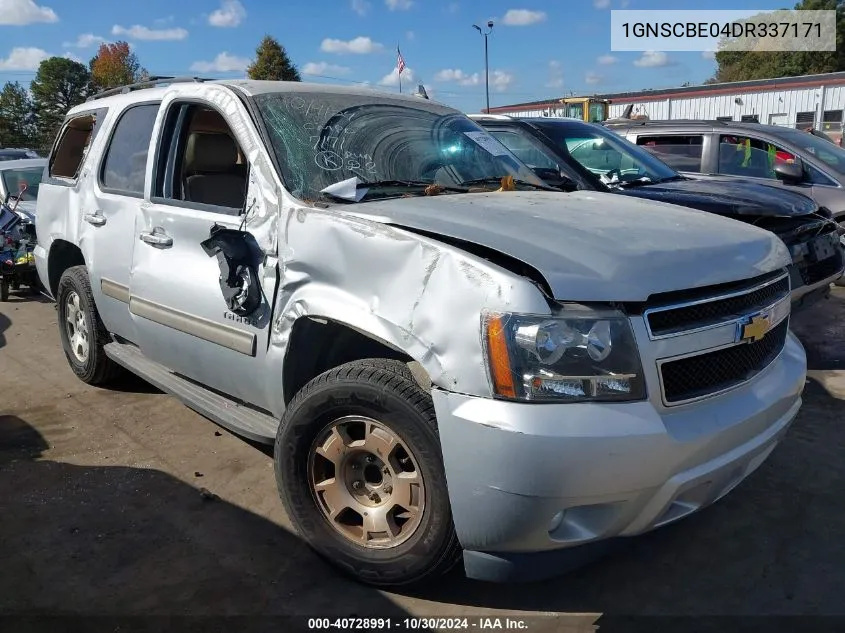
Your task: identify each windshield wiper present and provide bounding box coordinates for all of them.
[459,176,555,191]
[358,180,468,193]
[320,179,468,203]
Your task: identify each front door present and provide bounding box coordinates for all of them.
[128,97,279,411]
[90,102,161,345]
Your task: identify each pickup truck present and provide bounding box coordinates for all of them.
[34,79,806,586]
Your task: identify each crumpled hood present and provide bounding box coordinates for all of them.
[343,190,791,302]
[618,177,819,217]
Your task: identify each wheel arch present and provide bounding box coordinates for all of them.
[47,239,85,298]
[281,315,433,406]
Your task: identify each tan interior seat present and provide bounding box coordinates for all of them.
[182,132,247,211]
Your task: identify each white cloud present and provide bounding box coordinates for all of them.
[379,66,414,86]
[351,0,371,15]
[0,46,49,70]
[321,36,383,54]
[597,54,618,65]
[434,68,480,85]
[208,0,246,27]
[546,60,563,88]
[0,0,57,25]
[491,70,514,92]
[112,24,188,41]
[154,16,174,25]
[62,33,106,49]
[63,51,82,63]
[702,50,716,60]
[189,52,250,73]
[386,0,413,10]
[501,9,546,26]
[586,71,603,85]
[633,50,673,67]
[593,0,611,8]
[302,61,351,76]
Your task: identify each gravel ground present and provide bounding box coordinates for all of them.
[1,288,844,632]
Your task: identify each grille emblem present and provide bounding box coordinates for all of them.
[737,311,772,344]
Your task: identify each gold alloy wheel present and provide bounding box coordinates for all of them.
[308,415,425,549]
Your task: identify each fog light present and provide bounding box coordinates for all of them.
[548,510,565,533]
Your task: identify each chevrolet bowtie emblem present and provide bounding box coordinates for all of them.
[738,313,772,343]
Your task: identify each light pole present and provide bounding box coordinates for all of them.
[473,20,493,113]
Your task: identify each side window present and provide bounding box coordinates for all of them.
[100,104,160,195]
[717,135,793,180]
[153,103,248,215]
[48,110,106,180]
[635,135,703,172]
[487,130,560,171]
[805,163,838,186]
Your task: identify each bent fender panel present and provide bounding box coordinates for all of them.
[270,204,551,407]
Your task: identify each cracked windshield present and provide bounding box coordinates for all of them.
[254,92,547,202]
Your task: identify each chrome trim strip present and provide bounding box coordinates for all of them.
[101,278,130,303]
[129,295,256,356]
[657,310,790,408]
[643,271,790,340]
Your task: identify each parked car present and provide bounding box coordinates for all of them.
[470,114,845,302]
[0,158,47,223]
[604,119,845,227]
[35,79,806,586]
[0,148,42,161]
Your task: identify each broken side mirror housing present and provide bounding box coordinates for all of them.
[774,156,804,184]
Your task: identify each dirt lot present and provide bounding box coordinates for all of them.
[2,286,845,630]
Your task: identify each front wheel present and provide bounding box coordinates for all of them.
[274,359,461,587]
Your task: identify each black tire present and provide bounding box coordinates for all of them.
[274,358,461,587]
[0,278,8,302]
[56,266,120,385]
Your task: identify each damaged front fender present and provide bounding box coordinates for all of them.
[270,204,551,404]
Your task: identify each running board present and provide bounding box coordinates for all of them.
[103,342,278,444]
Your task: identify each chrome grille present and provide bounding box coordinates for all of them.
[660,319,789,405]
[644,272,790,339]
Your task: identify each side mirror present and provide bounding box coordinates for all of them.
[774,157,803,184]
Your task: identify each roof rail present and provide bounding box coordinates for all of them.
[86,76,213,102]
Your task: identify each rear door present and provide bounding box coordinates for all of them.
[127,94,279,411]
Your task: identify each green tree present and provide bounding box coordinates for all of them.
[247,35,301,81]
[0,82,35,148]
[712,0,845,83]
[89,41,145,91]
[30,57,91,148]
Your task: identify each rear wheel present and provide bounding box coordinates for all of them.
[56,266,120,385]
[274,359,461,587]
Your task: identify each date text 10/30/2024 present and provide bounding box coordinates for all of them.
[308,617,532,630]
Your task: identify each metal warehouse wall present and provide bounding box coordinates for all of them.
[606,85,845,125]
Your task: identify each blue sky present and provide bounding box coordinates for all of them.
[0,0,794,112]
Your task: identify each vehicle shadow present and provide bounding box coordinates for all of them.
[0,309,9,349]
[399,376,844,617]
[790,290,845,370]
[0,416,426,627]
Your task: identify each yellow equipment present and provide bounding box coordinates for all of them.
[559,97,611,123]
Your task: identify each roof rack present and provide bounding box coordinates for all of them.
[86,76,214,102]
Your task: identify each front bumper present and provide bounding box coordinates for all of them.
[434,331,806,583]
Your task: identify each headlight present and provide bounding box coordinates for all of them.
[482,308,646,402]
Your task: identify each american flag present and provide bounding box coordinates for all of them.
[397,48,406,74]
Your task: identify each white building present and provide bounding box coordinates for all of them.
[487,71,845,141]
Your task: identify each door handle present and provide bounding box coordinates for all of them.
[140,229,173,247]
[84,211,106,226]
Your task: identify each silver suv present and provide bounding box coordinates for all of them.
[35,78,807,586]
